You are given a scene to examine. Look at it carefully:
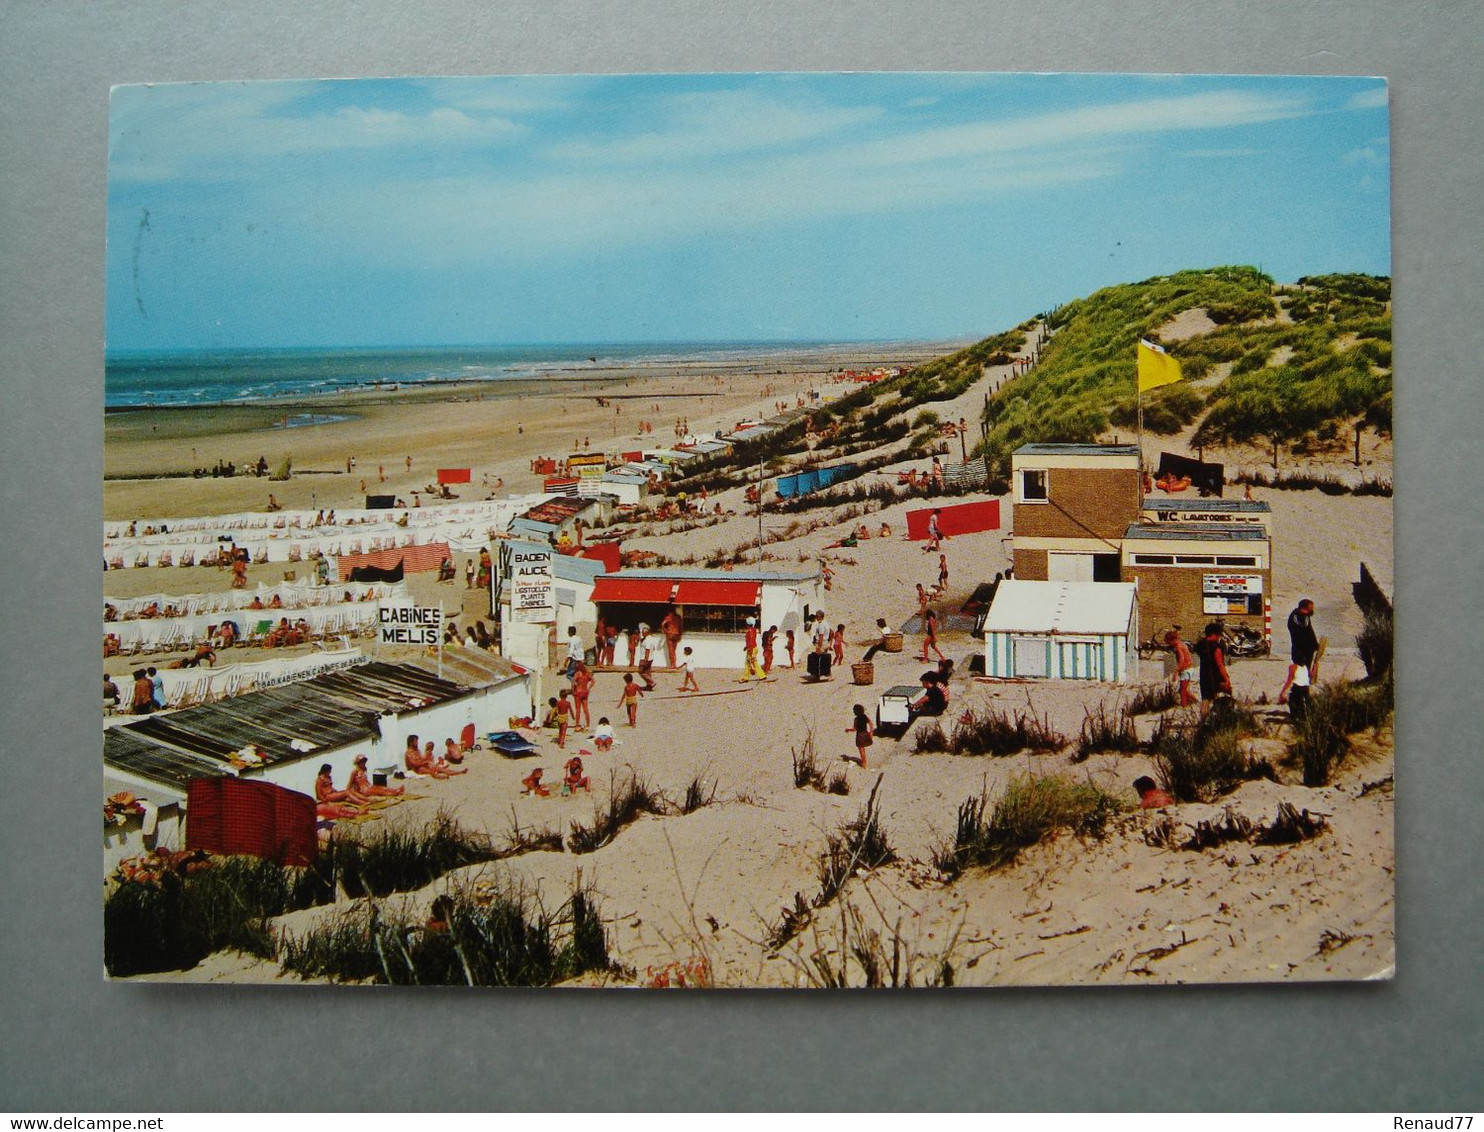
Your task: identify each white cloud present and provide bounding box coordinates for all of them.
[1345,85,1388,110]
[1180,147,1262,158]
[1343,144,1389,167]
[844,90,1308,170]
[544,88,885,164]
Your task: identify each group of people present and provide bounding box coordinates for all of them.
[109,667,164,714]
[1163,600,1322,720]
[314,754,406,819]
[402,733,469,779]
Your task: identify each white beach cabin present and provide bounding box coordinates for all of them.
[982,580,1139,682]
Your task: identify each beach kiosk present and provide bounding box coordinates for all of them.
[589,567,821,669]
[982,580,1139,682]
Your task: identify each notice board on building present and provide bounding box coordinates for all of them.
[378,603,443,645]
[1203,573,1263,615]
[510,545,556,623]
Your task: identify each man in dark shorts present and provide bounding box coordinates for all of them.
[1191,622,1232,717]
[1277,599,1319,705]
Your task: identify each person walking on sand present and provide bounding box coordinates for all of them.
[937,553,949,593]
[919,607,946,663]
[761,625,777,674]
[831,623,846,668]
[465,559,475,589]
[1166,629,1197,707]
[1277,599,1319,705]
[916,583,930,617]
[617,673,645,727]
[679,646,700,692]
[784,628,796,669]
[847,704,874,768]
[926,509,944,551]
[570,661,594,729]
[741,617,766,680]
[553,689,573,748]
[1192,622,1232,717]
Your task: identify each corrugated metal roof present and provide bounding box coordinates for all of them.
[1142,498,1270,514]
[107,662,475,776]
[982,580,1137,635]
[104,727,230,790]
[1014,443,1140,456]
[1122,524,1268,541]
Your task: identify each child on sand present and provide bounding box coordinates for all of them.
[617,673,645,727]
[593,717,615,752]
[563,756,590,794]
[831,623,846,667]
[520,767,550,797]
[553,690,573,748]
[847,704,874,768]
[919,607,946,663]
[785,629,796,668]
[679,646,700,692]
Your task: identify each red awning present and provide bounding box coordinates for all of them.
[674,580,762,607]
[591,577,677,604]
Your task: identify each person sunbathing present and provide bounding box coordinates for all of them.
[444,737,465,766]
[169,645,217,669]
[268,593,283,608]
[409,740,466,778]
[314,764,356,805]
[247,596,265,610]
[348,755,403,798]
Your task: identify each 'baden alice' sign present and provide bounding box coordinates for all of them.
[511,546,556,623]
[378,603,443,645]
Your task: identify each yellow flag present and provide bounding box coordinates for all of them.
[1137,338,1183,393]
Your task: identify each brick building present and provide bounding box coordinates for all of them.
[1010,444,1140,582]
[1119,525,1272,639]
[1007,444,1276,647]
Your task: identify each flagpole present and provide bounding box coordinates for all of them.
[1136,385,1145,507]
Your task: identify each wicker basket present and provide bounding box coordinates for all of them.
[851,661,875,685]
[882,631,904,653]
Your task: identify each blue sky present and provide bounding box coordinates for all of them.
[106,72,1390,351]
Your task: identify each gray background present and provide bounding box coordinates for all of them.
[1,0,1479,1112]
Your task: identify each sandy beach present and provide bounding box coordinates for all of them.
[105,336,1394,988]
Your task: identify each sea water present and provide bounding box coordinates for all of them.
[103,342,853,410]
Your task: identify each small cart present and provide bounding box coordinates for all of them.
[875,684,921,739]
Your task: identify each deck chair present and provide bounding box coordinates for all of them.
[247,619,273,646]
[459,723,479,754]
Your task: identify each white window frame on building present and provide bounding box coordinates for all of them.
[1019,468,1048,503]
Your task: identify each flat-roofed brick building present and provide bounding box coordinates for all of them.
[1010,443,1140,582]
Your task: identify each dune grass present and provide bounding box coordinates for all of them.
[935,774,1125,878]
[1290,676,1394,786]
[278,879,617,986]
[914,706,1068,758]
[567,769,668,854]
[104,811,505,978]
[1150,701,1273,803]
[1073,702,1142,761]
